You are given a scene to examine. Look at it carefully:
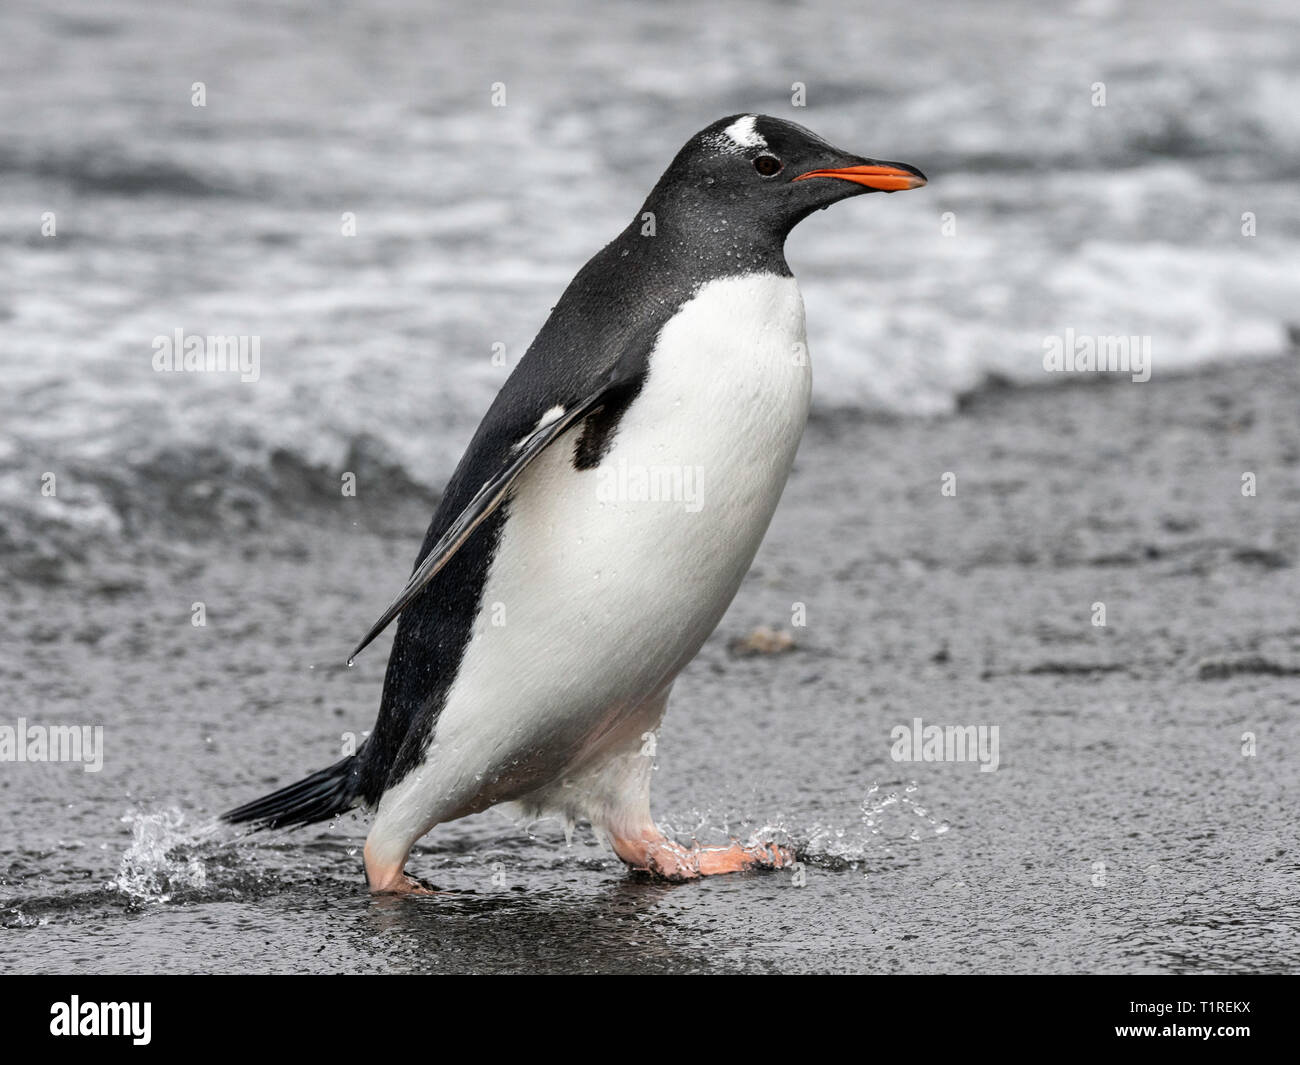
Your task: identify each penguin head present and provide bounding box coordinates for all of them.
[650,114,926,239]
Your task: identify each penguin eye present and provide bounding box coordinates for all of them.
[753,154,782,177]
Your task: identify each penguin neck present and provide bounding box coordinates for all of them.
[622,187,793,281]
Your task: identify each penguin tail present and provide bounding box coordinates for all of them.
[221,753,362,830]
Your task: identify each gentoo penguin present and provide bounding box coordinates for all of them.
[225,115,926,893]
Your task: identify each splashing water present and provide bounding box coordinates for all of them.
[112,809,212,903]
[655,811,795,856]
[797,782,952,867]
[3,909,50,929]
[862,781,951,842]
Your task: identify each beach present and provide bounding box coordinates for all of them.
[4,353,1297,974]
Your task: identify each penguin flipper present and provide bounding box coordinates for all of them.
[347,381,623,664]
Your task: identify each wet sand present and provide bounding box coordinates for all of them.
[3,355,1299,974]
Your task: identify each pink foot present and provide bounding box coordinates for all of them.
[696,839,794,876]
[369,872,435,895]
[364,841,434,894]
[611,831,794,881]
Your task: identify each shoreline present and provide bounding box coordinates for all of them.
[3,352,1298,973]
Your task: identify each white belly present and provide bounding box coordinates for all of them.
[402,273,810,815]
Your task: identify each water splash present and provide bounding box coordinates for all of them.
[654,810,795,858]
[861,781,951,841]
[3,908,50,929]
[112,809,213,903]
[796,782,952,867]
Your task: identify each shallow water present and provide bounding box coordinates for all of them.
[5,357,1299,973]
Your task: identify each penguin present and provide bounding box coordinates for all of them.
[224,114,926,893]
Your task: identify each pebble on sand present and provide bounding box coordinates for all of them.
[728,625,797,657]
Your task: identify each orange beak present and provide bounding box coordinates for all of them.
[793,162,927,192]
